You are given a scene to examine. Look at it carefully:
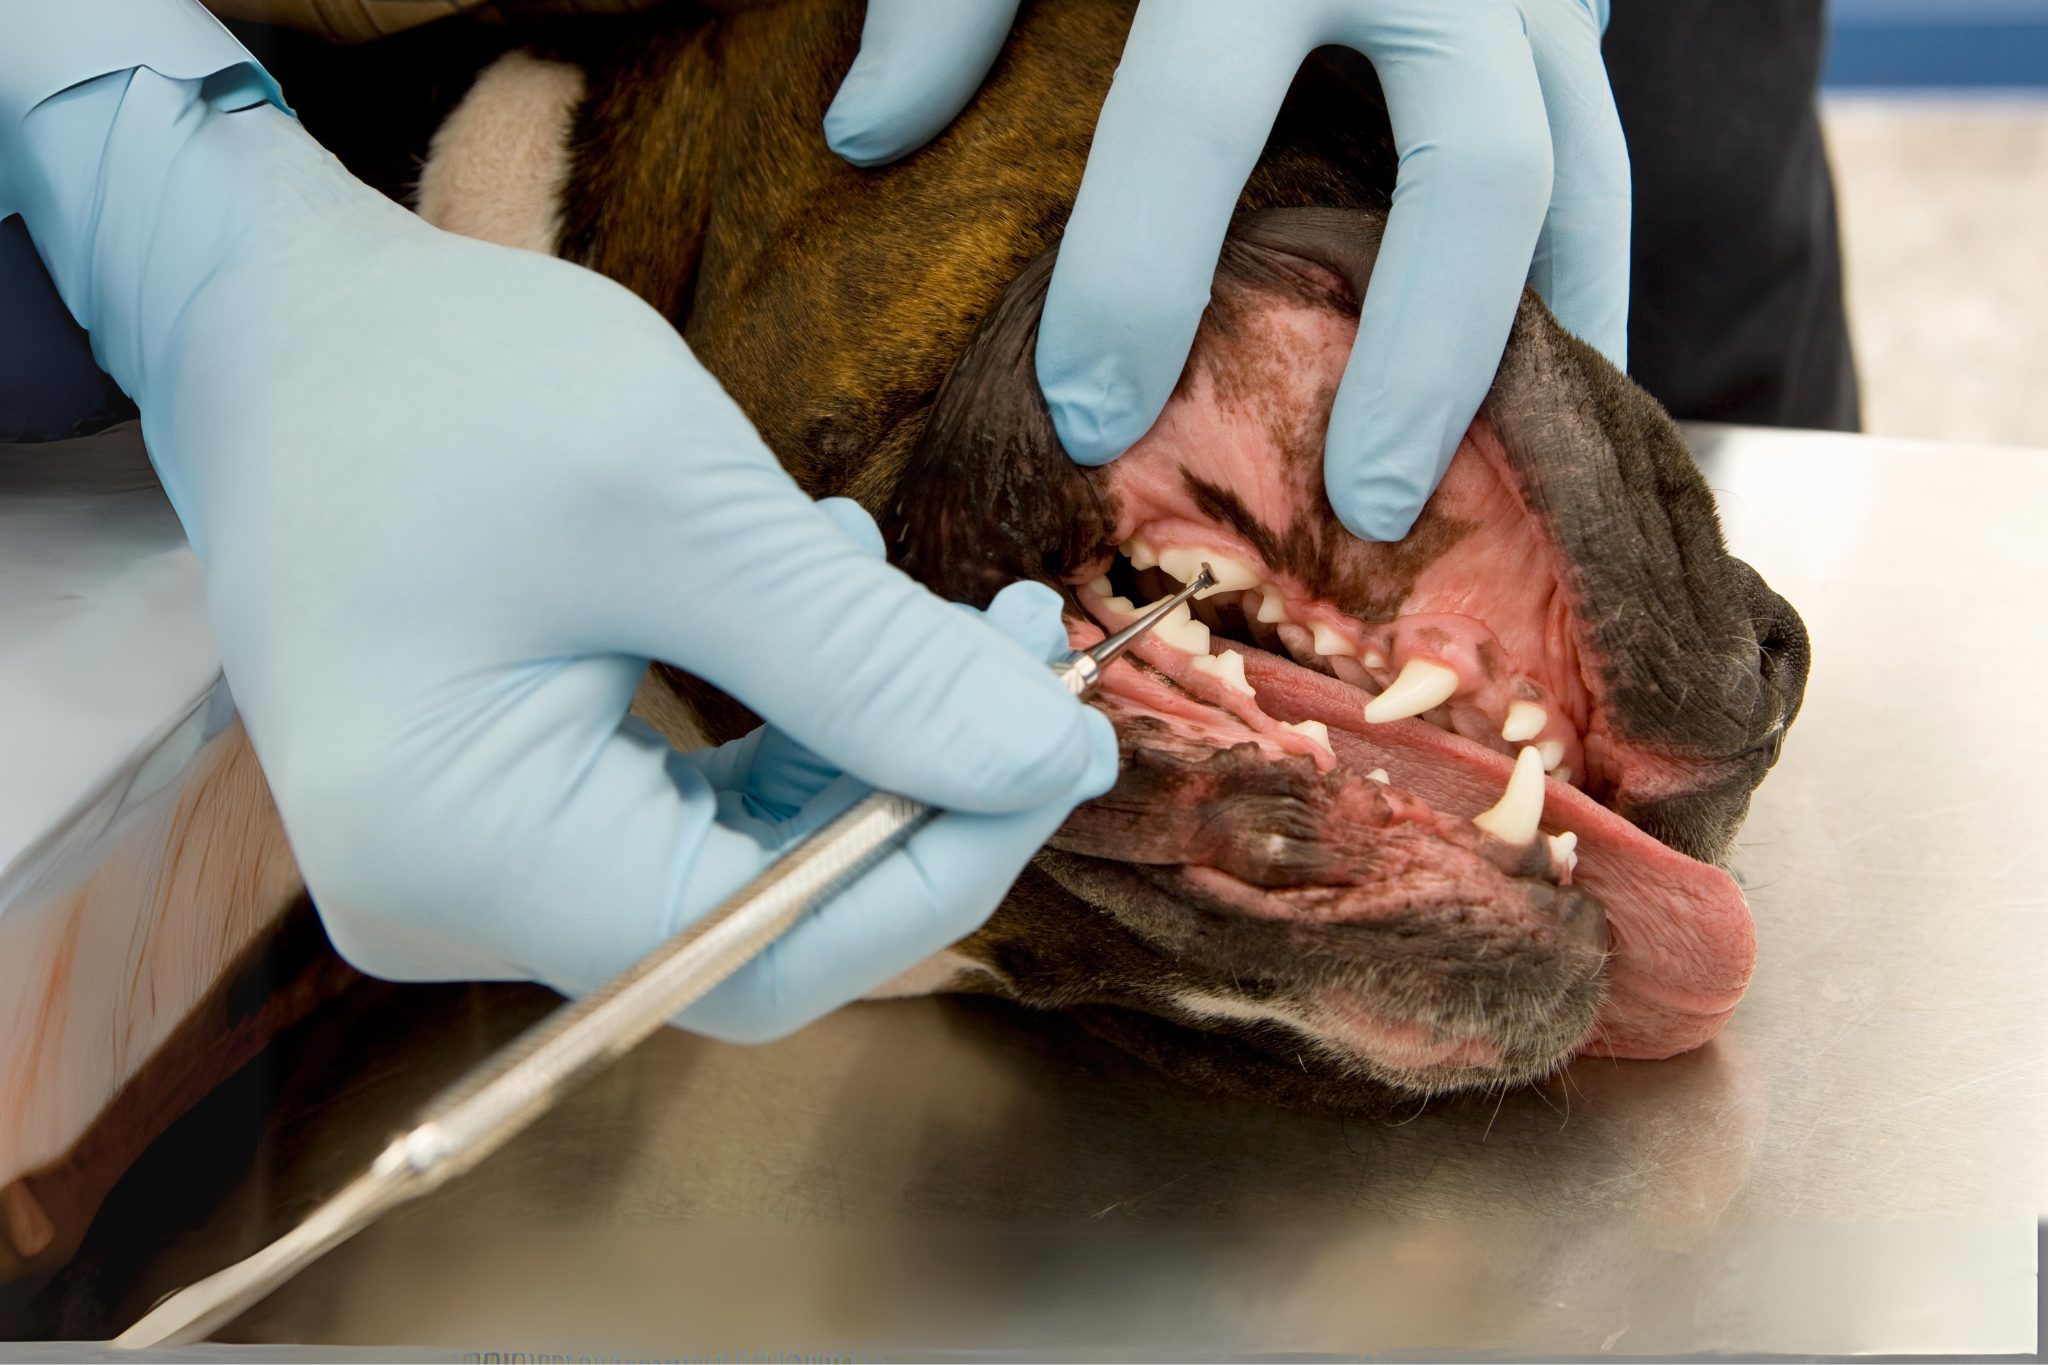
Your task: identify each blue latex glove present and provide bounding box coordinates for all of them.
[0,2,1116,1040]
[825,0,1630,542]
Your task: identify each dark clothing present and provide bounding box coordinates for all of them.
[0,214,137,443]
[1605,0,1862,430]
[1,3,1861,444]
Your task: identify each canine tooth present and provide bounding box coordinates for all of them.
[1086,576,1113,598]
[1158,546,1261,598]
[1367,768,1390,785]
[1472,746,1546,845]
[1362,658,1459,723]
[1311,622,1357,657]
[1547,830,1578,878]
[1190,648,1256,696]
[1148,602,1210,654]
[1538,738,1567,771]
[1281,719,1333,754]
[1502,700,1547,743]
[1256,588,1292,624]
[1121,536,1159,571]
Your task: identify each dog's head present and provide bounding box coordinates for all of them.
[484,0,1806,1112]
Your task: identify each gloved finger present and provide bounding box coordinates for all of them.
[823,0,1023,168]
[1035,1,1311,466]
[980,579,1073,662]
[599,406,1098,817]
[815,495,886,558]
[1319,2,1555,542]
[675,706,1119,1042]
[1523,0,1631,368]
[676,577,1076,828]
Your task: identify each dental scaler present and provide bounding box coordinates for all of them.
[114,565,1216,1350]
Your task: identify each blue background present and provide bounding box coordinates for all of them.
[1825,0,2048,87]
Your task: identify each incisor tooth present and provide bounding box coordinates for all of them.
[1502,700,1547,743]
[1157,546,1261,598]
[1472,746,1546,845]
[1121,536,1159,571]
[1547,830,1579,879]
[1538,738,1567,771]
[1362,658,1459,723]
[1280,718,1332,755]
[1310,622,1357,657]
[1190,648,1256,695]
[1256,588,1292,624]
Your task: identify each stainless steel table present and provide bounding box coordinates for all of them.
[5,424,2044,1358]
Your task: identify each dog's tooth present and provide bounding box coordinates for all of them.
[1367,768,1391,785]
[1502,700,1547,743]
[1361,648,1387,669]
[1280,718,1332,755]
[1085,575,1113,598]
[1121,536,1159,571]
[1538,738,1567,771]
[1147,602,1210,654]
[1552,766,1574,786]
[1098,594,1138,618]
[1311,622,1357,658]
[1547,830,1579,879]
[1190,648,1256,696]
[1362,658,1459,723]
[1158,546,1262,599]
[1472,746,1546,845]
[1256,588,1292,624]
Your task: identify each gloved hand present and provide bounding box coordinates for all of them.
[826,0,1631,542]
[0,3,1116,1040]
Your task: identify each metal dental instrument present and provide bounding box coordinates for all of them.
[115,564,1216,1350]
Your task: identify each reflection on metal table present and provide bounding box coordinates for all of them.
[0,422,2041,1358]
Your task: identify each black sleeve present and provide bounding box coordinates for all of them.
[1605,0,1862,432]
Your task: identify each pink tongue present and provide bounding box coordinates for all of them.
[1235,649,1755,1060]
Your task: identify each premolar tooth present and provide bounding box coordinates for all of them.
[1086,576,1113,598]
[1311,622,1357,658]
[1256,588,1292,624]
[1148,602,1210,654]
[1361,649,1386,669]
[1157,547,1261,599]
[1362,658,1459,723]
[1538,739,1567,771]
[1472,746,1546,845]
[1190,648,1256,695]
[1280,719,1333,755]
[1547,830,1579,879]
[1121,536,1159,571]
[1502,700,1547,743]
[1367,768,1390,785]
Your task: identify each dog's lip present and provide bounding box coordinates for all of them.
[1073,617,1755,1063]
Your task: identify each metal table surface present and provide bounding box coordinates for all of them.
[7,424,2046,1358]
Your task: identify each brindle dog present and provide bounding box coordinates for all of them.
[426,0,1803,1111]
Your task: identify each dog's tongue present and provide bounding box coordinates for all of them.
[1236,648,1754,1058]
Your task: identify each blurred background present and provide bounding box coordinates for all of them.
[1821,0,2048,444]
